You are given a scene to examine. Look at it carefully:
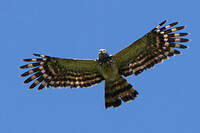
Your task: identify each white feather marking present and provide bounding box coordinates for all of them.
[32,59,37,61]
[40,62,45,65]
[170,48,177,53]
[164,34,168,38]
[47,76,52,80]
[164,51,170,56]
[42,81,46,85]
[41,70,45,73]
[43,74,48,78]
[67,80,70,84]
[133,66,144,72]
[165,25,171,29]
[164,38,168,42]
[160,31,164,34]
[175,44,181,48]
[40,55,45,57]
[155,25,160,29]
[29,70,34,74]
[174,33,180,37]
[75,81,79,85]
[50,81,55,85]
[175,38,181,42]
[28,64,33,67]
[158,54,164,58]
[129,63,134,68]
[34,80,40,84]
[70,82,74,86]
[31,75,37,79]
[96,77,102,81]
[39,66,43,70]
[156,29,160,33]
[172,28,177,32]
[164,42,170,47]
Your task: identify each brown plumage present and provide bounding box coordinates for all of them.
[105,77,138,108]
[20,20,189,109]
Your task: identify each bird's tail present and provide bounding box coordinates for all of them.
[105,76,138,109]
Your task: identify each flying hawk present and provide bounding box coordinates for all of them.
[20,20,189,109]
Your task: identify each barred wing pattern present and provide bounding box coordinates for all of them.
[113,20,189,76]
[20,54,104,90]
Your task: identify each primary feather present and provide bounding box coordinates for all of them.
[20,54,104,90]
[113,20,189,76]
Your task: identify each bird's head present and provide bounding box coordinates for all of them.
[98,49,107,55]
[98,49,111,62]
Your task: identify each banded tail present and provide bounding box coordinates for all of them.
[105,76,138,109]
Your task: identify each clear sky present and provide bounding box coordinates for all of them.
[0,0,199,133]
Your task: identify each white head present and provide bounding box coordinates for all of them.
[98,49,107,54]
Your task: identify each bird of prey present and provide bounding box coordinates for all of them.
[20,20,189,109]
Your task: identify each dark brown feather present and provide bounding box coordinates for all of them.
[20,54,104,90]
[105,77,138,109]
[120,21,189,77]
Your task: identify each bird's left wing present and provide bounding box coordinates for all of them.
[112,20,189,76]
[20,54,104,90]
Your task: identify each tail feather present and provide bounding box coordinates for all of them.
[105,77,138,109]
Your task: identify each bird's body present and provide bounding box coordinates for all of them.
[99,61,118,81]
[20,20,190,109]
[97,49,137,107]
[98,50,118,81]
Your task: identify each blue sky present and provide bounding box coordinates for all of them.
[0,0,199,133]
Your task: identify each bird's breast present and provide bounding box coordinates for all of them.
[99,61,119,81]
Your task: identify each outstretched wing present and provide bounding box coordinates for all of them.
[20,54,104,90]
[112,20,189,76]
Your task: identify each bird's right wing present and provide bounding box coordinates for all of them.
[20,54,104,90]
[112,20,189,76]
